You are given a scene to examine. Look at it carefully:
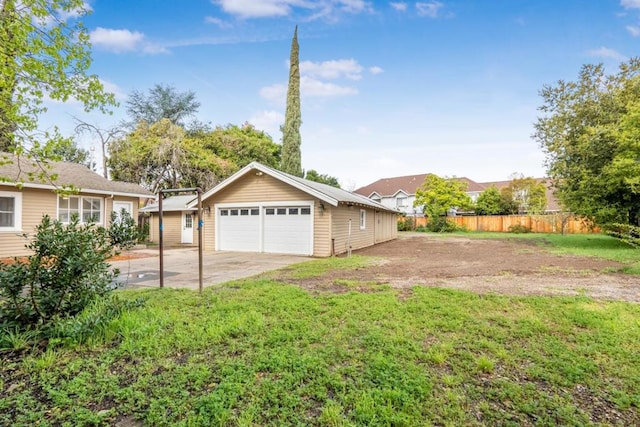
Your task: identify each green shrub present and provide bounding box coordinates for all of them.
[0,213,136,332]
[426,217,465,233]
[398,217,415,231]
[603,223,640,248]
[508,224,532,234]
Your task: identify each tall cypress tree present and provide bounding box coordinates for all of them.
[280,26,303,177]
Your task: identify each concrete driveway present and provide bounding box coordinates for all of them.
[109,248,310,290]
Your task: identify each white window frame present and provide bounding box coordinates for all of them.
[0,191,22,232]
[360,209,366,230]
[57,196,104,225]
[396,196,407,208]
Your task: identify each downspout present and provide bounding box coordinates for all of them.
[347,218,352,257]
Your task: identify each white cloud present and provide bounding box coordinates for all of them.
[621,0,640,9]
[213,0,293,18]
[587,46,628,61]
[416,1,443,18]
[204,16,233,28]
[89,27,168,54]
[300,59,363,80]
[369,66,384,75]
[259,83,287,104]
[99,79,126,101]
[337,0,372,13]
[626,25,640,36]
[302,76,358,97]
[390,2,408,12]
[212,0,373,20]
[249,110,284,137]
[259,77,358,103]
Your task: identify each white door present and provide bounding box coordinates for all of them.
[181,212,194,244]
[263,206,312,255]
[217,207,260,252]
[113,201,133,220]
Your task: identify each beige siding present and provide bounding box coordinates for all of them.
[374,210,398,243]
[148,211,199,246]
[0,187,57,257]
[203,174,331,256]
[331,204,376,255]
[0,186,146,259]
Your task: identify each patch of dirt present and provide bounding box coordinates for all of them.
[288,234,640,302]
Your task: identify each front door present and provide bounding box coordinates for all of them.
[181,211,194,244]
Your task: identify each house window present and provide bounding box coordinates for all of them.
[360,209,366,230]
[82,197,102,223]
[0,191,22,231]
[58,196,103,224]
[396,197,407,208]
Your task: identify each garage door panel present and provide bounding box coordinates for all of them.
[217,204,312,255]
[218,208,260,252]
[264,206,312,255]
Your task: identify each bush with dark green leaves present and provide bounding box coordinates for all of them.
[426,216,465,233]
[508,224,532,234]
[0,212,138,333]
[603,223,640,248]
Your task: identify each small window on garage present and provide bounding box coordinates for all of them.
[289,208,299,215]
[301,207,311,215]
[230,209,239,216]
[277,208,286,215]
[265,208,275,215]
[240,209,249,216]
[360,209,366,230]
[251,208,259,215]
[220,209,228,216]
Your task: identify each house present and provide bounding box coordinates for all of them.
[0,153,153,258]
[140,194,198,246]
[355,174,560,216]
[186,162,398,257]
[354,173,485,216]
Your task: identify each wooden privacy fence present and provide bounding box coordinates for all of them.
[402,214,598,234]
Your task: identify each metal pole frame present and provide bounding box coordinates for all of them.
[157,187,204,293]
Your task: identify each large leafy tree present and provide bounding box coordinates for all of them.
[304,169,340,188]
[500,176,547,214]
[474,185,502,215]
[414,174,472,218]
[280,26,302,177]
[534,58,640,225]
[109,121,281,192]
[125,83,200,127]
[0,0,115,153]
[197,123,281,171]
[108,119,231,193]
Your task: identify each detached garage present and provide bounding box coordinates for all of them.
[189,162,398,257]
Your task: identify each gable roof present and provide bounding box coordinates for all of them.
[190,162,398,213]
[0,152,153,198]
[354,173,485,197]
[354,173,428,198]
[140,194,197,213]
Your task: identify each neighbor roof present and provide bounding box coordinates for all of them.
[140,194,197,212]
[189,162,398,213]
[0,152,153,198]
[354,173,485,197]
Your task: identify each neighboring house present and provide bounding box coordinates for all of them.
[0,153,153,258]
[354,174,485,216]
[481,179,561,213]
[140,194,198,246]
[355,174,560,216]
[187,162,398,257]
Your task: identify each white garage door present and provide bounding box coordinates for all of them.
[263,206,312,255]
[216,204,313,255]
[218,207,260,252]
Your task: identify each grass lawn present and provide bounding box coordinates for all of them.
[1,256,639,426]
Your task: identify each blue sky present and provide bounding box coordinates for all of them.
[42,0,640,189]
